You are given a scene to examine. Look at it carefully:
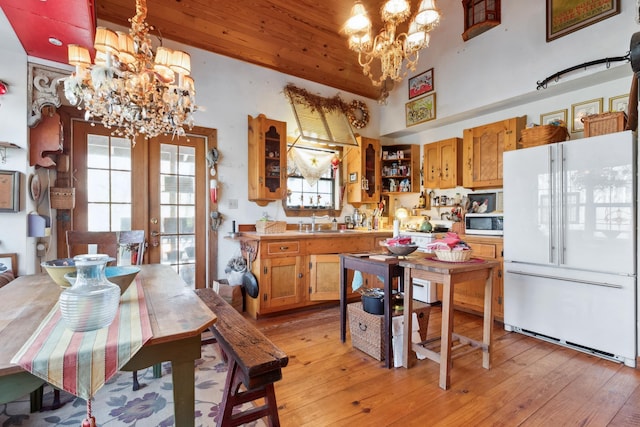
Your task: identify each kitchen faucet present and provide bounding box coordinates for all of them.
[311,214,330,231]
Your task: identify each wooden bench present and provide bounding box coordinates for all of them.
[195,288,288,427]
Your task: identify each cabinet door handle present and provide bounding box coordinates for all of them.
[298,273,303,279]
[280,246,289,251]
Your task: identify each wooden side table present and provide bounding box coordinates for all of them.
[399,256,498,390]
[339,254,404,368]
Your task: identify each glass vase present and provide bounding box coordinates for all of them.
[59,254,121,332]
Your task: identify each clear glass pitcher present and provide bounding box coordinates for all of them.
[59,254,121,332]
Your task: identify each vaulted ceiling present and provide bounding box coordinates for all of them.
[0,0,412,100]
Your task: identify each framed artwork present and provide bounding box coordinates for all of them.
[546,0,620,42]
[540,109,568,126]
[0,253,17,276]
[0,170,20,213]
[571,98,602,132]
[406,93,437,127]
[609,94,629,113]
[408,68,434,99]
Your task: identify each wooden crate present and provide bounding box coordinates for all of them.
[583,112,627,137]
[348,301,430,361]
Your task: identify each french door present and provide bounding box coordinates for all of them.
[71,120,213,288]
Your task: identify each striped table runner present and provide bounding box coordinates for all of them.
[11,279,152,400]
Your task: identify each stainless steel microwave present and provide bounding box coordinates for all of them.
[465,213,504,236]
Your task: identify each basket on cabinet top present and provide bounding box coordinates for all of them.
[255,220,287,234]
[518,125,569,149]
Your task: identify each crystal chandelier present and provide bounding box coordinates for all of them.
[62,0,197,142]
[343,0,441,87]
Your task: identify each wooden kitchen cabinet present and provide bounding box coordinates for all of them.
[436,235,504,321]
[423,138,462,189]
[462,116,525,189]
[381,144,420,193]
[346,136,380,205]
[308,235,381,301]
[247,238,306,317]
[248,114,286,206]
[259,256,306,311]
[242,231,392,318]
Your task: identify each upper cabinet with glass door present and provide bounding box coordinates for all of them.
[346,136,380,206]
[248,114,286,206]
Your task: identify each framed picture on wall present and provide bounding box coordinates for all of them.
[0,171,20,213]
[540,109,568,126]
[546,0,620,42]
[571,98,603,132]
[609,94,629,114]
[406,93,436,127]
[0,253,17,276]
[408,68,434,99]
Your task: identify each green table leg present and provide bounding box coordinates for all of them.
[153,363,162,378]
[171,359,195,427]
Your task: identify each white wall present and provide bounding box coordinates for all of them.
[0,9,32,275]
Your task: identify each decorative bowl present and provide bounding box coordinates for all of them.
[381,243,419,256]
[41,259,76,288]
[65,265,141,295]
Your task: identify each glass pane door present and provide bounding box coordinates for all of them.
[148,135,207,288]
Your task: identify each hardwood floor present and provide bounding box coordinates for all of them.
[252,304,640,426]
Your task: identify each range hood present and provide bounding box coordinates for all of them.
[284,85,359,147]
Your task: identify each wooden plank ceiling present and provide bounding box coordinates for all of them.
[95,0,397,100]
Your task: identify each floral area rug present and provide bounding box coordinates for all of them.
[0,343,264,426]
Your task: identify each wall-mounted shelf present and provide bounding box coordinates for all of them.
[0,141,21,164]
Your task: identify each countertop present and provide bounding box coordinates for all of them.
[230,229,393,241]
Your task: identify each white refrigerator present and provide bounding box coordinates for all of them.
[503,130,637,367]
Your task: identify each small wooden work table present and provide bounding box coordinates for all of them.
[339,253,404,369]
[399,256,498,390]
[0,264,216,427]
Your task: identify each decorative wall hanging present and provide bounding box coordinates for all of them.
[572,98,603,132]
[346,100,369,129]
[406,93,436,127]
[0,170,20,213]
[540,109,567,126]
[609,94,629,114]
[546,0,620,42]
[408,68,434,99]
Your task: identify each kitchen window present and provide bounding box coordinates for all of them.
[284,145,342,214]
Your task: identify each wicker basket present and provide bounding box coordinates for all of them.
[582,112,627,137]
[348,301,430,361]
[255,220,287,234]
[434,249,472,262]
[519,125,569,148]
[50,187,75,209]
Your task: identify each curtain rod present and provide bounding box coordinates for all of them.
[536,52,630,90]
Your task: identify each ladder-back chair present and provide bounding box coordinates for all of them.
[118,230,156,390]
[66,231,118,260]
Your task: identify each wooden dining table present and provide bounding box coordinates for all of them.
[0,264,216,427]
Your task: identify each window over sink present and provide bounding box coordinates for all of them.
[283,145,343,217]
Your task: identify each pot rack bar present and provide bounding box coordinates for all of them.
[536,52,630,90]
